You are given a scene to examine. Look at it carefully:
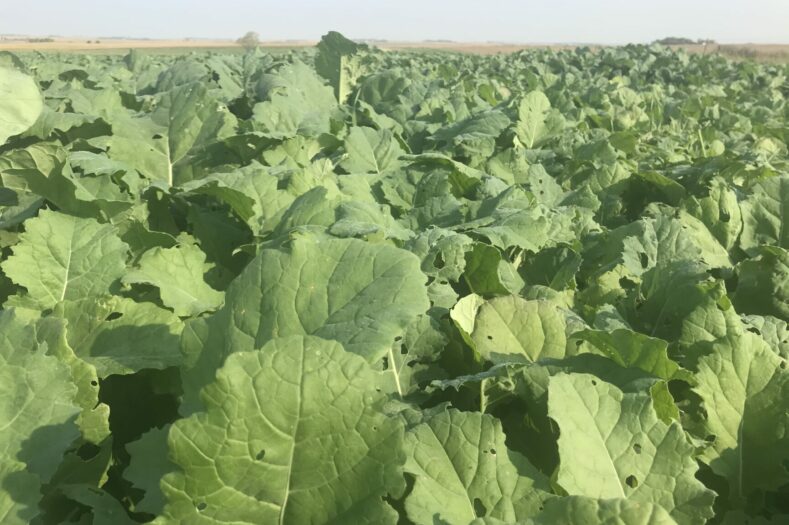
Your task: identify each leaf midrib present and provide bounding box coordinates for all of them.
[278,348,305,524]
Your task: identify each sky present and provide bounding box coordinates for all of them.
[2,0,788,44]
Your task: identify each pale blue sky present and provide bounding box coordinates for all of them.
[2,0,788,44]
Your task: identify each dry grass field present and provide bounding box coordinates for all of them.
[0,37,787,61]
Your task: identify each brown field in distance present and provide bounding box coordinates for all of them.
[0,37,787,61]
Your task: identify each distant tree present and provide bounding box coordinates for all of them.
[237,31,260,50]
[654,37,696,45]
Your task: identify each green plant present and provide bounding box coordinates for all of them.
[0,32,787,524]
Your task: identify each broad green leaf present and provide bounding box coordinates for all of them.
[123,243,224,317]
[474,204,595,254]
[623,261,716,342]
[450,292,486,348]
[59,485,137,525]
[339,126,404,174]
[571,328,681,380]
[0,67,43,144]
[549,373,715,525]
[404,408,551,525]
[515,91,564,149]
[734,246,789,320]
[94,82,236,186]
[464,295,569,364]
[1,210,128,310]
[178,163,295,233]
[529,496,677,525]
[33,317,110,442]
[691,333,789,504]
[463,243,525,296]
[181,235,429,410]
[160,336,405,524]
[124,426,173,515]
[329,200,413,241]
[315,31,368,103]
[407,228,474,282]
[740,175,789,251]
[0,144,113,221]
[677,281,743,349]
[0,311,80,525]
[55,296,184,376]
[682,178,742,251]
[742,314,789,358]
[382,314,447,397]
[431,110,511,160]
[253,61,337,138]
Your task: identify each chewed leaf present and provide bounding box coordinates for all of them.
[123,243,223,317]
[549,373,715,524]
[0,311,80,525]
[160,336,404,524]
[405,408,551,524]
[2,209,128,311]
[181,235,429,412]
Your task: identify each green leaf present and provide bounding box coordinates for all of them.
[691,333,789,504]
[571,328,682,380]
[0,311,80,525]
[181,235,429,411]
[529,496,678,525]
[382,314,447,397]
[549,373,715,525]
[94,82,236,186]
[178,162,296,234]
[432,110,511,160]
[682,178,742,251]
[55,296,184,376]
[315,31,368,103]
[404,408,551,525]
[458,295,569,364]
[33,317,110,442]
[734,246,789,320]
[742,314,789,358]
[124,426,173,515]
[252,61,337,138]
[123,243,224,317]
[340,126,404,174]
[463,243,525,296]
[1,210,128,311]
[515,91,564,149]
[740,175,789,251]
[160,335,405,524]
[59,485,137,525]
[0,67,43,144]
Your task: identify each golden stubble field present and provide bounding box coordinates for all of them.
[1,37,787,61]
